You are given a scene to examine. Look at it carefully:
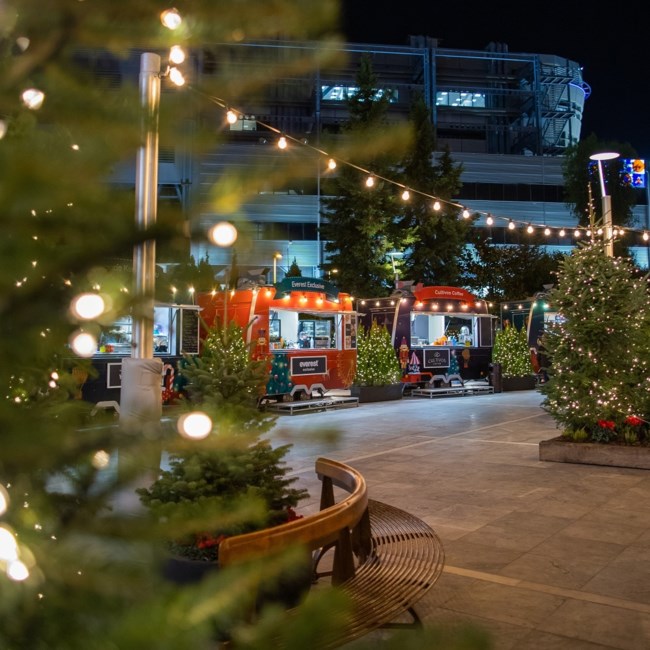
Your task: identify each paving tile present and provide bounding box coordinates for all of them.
[583,546,650,604]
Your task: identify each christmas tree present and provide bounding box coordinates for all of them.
[540,241,650,442]
[266,353,294,397]
[492,321,534,378]
[354,322,402,386]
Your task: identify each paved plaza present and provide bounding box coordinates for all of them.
[268,390,650,650]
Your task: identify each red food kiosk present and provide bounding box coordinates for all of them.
[197,277,358,402]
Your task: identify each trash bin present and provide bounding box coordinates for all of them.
[489,362,502,393]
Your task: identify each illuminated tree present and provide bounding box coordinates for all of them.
[540,240,650,440]
[354,322,402,386]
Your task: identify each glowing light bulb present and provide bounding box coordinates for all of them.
[486,215,493,225]
[401,189,410,201]
[544,227,551,236]
[161,8,182,29]
[177,411,212,439]
[559,229,566,237]
[209,222,238,247]
[0,120,6,140]
[365,175,374,188]
[0,486,8,516]
[526,224,534,234]
[169,45,185,64]
[0,526,18,561]
[277,136,287,149]
[21,88,44,110]
[7,560,29,582]
[574,229,581,237]
[462,209,470,219]
[644,232,649,241]
[508,220,515,230]
[226,110,237,124]
[327,158,337,170]
[69,331,97,358]
[70,293,105,320]
[433,200,441,211]
[168,67,185,86]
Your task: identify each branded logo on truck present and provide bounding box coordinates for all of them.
[290,355,327,375]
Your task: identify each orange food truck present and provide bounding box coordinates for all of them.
[197,277,358,402]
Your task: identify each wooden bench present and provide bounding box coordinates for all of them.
[219,457,445,647]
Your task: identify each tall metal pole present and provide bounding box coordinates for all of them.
[120,53,163,431]
[590,152,619,258]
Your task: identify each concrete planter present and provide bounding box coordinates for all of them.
[350,383,404,403]
[539,436,650,470]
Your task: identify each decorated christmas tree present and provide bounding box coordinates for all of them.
[492,321,534,378]
[266,353,294,397]
[540,241,650,442]
[354,322,402,386]
[449,349,460,375]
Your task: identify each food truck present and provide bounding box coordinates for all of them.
[197,277,358,402]
[358,284,495,382]
[80,303,201,406]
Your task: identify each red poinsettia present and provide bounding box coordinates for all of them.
[597,419,616,430]
[625,416,644,427]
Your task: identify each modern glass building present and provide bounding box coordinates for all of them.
[101,37,650,282]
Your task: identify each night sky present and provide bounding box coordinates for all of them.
[339,1,649,157]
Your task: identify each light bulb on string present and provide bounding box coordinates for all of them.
[161,8,182,29]
[644,232,649,241]
[69,331,97,358]
[21,88,44,110]
[209,221,238,247]
[544,227,551,236]
[277,136,287,150]
[433,200,441,211]
[526,224,534,234]
[486,214,493,225]
[508,220,515,230]
[169,45,185,64]
[574,229,581,238]
[559,229,566,237]
[168,67,185,86]
[401,189,410,201]
[327,158,337,170]
[462,208,470,219]
[365,175,375,188]
[226,109,237,124]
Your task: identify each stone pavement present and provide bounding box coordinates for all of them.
[266,390,650,650]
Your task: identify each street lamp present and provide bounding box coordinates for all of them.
[273,252,282,283]
[589,151,620,257]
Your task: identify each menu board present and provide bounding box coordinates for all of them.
[180,308,199,354]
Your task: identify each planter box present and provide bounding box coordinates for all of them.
[350,383,404,403]
[502,375,537,391]
[539,436,650,470]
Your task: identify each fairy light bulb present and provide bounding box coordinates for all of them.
[597,228,603,235]
[161,8,182,29]
[486,214,494,225]
[168,67,185,86]
[365,175,375,188]
[0,486,8,516]
[21,88,44,110]
[508,220,515,230]
[70,331,97,357]
[226,110,237,124]
[544,227,551,236]
[327,158,337,170]
[70,293,105,320]
[177,411,212,440]
[574,229,581,238]
[277,136,287,150]
[644,232,649,241]
[462,208,470,219]
[0,526,18,561]
[209,221,238,247]
[169,45,185,64]
[401,189,410,201]
[559,228,566,237]
[526,224,534,234]
[433,200,441,211]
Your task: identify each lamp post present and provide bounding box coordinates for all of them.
[273,252,282,283]
[589,151,620,257]
[120,52,164,431]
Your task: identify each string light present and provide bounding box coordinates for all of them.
[226,109,237,124]
[200,93,650,243]
[160,8,182,29]
[169,45,185,65]
[21,88,44,110]
[168,67,185,86]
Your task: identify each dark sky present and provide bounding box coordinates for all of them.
[340,1,649,157]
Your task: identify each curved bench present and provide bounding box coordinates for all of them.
[219,457,445,647]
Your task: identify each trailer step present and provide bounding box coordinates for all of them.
[410,384,494,398]
[262,396,359,415]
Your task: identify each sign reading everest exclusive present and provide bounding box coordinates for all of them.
[275,277,339,302]
[291,355,327,376]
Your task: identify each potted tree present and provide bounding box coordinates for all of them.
[491,321,536,391]
[350,322,404,402]
[137,322,310,598]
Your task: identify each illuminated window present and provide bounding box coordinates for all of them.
[321,85,398,103]
[436,90,485,108]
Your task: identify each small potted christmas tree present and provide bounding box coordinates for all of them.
[350,322,404,402]
[491,321,536,391]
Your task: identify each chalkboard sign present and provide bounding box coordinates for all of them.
[180,308,200,354]
[423,348,450,369]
